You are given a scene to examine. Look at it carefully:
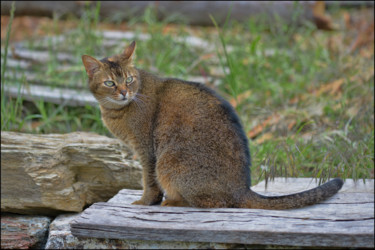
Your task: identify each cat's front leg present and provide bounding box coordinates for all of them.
[132,184,163,205]
[132,163,163,205]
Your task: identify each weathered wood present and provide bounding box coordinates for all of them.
[3,1,373,27]
[1,131,143,215]
[3,83,97,107]
[71,178,374,248]
[46,213,251,249]
[1,1,316,26]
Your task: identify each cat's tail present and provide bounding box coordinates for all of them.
[241,178,344,210]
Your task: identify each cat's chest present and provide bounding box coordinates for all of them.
[102,113,132,139]
[101,109,150,150]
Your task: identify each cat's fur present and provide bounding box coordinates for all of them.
[82,41,343,209]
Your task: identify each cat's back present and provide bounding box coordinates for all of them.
[157,77,235,130]
[154,77,250,178]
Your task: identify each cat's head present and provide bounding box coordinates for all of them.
[82,41,140,109]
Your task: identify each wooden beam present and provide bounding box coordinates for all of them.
[2,83,97,107]
[70,178,374,248]
[1,2,317,26]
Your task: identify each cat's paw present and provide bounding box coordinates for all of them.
[161,199,189,207]
[161,200,174,206]
[131,197,163,205]
[131,199,147,205]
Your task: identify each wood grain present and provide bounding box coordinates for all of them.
[71,178,374,248]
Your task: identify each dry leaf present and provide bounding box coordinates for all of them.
[254,132,273,144]
[248,114,280,139]
[229,90,252,108]
[289,78,345,105]
[315,78,344,97]
[349,21,374,53]
[287,120,297,131]
[201,53,215,60]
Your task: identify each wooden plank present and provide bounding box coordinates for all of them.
[7,47,75,63]
[2,83,97,107]
[70,178,374,248]
[71,202,373,248]
[100,30,217,52]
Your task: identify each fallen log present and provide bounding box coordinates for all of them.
[1,1,314,26]
[2,2,373,26]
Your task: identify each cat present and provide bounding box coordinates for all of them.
[82,41,343,209]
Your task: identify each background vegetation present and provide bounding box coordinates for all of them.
[1,2,374,185]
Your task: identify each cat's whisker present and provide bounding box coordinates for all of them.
[135,93,151,107]
[97,98,109,105]
[132,96,147,113]
[135,93,151,100]
[97,96,125,107]
[97,97,112,106]
[136,94,151,104]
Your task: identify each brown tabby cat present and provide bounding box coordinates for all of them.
[82,41,343,209]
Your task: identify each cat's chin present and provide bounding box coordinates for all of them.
[99,96,131,109]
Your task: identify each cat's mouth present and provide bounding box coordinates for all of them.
[101,96,132,108]
[116,96,131,104]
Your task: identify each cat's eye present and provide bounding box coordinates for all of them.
[104,80,115,87]
[126,76,133,84]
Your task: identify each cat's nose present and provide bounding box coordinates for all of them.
[120,89,127,97]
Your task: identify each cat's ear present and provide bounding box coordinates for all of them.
[82,55,102,77]
[122,41,136,61]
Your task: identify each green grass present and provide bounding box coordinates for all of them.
[1,3,373,184]
[1,1,24,131]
